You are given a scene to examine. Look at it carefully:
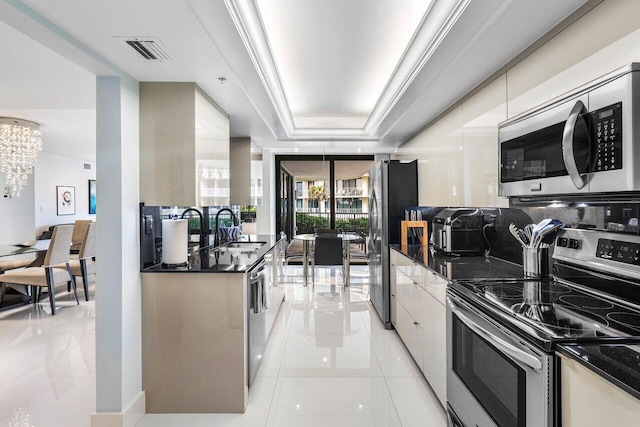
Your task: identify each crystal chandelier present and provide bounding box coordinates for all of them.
[0,118,43,197]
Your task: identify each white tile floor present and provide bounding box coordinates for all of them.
[0,266,446,427]
[0,283,96,427]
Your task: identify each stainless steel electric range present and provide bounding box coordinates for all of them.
[446,228,640,427]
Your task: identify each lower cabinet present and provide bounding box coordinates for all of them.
[559,352,640,426]
[391,248,447,407]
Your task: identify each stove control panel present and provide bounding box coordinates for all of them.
[596,238,640,265]
[556,236,581,249]
[554,228,640,280]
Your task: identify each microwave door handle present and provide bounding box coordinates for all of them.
[447,297,543,370]
[562,100,588,189]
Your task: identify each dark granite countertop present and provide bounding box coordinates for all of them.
[143,234,282,273]
[558,344,640,401]
[390,244,524,281]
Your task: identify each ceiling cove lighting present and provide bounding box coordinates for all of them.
[225,0,470,139]
[0,118,43,197]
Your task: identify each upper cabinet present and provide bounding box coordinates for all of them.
[139,82,230,206]
[229,137,251,206]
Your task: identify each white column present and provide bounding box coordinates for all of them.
[92,76,145,427]
[257,148,275,235]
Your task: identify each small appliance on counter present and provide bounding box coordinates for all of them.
[431,208,487,255]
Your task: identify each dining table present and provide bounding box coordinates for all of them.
[293,233,360,287]
[0,240,51,301]
[0,239,50,260]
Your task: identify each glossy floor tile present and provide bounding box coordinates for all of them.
[0,282,96,427]
[267,377,401,427]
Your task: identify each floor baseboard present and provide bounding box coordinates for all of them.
[91,391,146,427]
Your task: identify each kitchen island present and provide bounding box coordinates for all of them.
[141,235,285,413]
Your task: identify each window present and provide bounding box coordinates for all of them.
[337,198,362,212]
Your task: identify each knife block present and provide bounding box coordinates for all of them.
[401,220,428,246]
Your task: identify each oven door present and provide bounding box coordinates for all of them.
[446,292,553,427]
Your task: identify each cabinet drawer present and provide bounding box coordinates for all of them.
[396,270,428,328]
[419,293,446,364]
[422,270,448,305]
[394,299,424,371]
[392,249,415,267]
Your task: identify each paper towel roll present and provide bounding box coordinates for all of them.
[162,219,188,266]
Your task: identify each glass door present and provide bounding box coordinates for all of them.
[281,159,331,235]
[276,155,374,238]
[278,167,294,239]
[333,160,373,234]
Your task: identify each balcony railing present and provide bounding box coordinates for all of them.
[335,187,364,197]
[296,187,365,199]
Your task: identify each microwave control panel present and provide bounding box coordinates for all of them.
[591,102,622,172]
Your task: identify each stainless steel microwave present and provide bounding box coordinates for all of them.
[499,63,640,197]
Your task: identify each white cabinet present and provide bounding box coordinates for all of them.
[390,248,447,407]
[394,296,424,371]
[559,352,640,426]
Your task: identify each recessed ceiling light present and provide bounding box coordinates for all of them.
[294,148,299,152]
[357,148,362,153]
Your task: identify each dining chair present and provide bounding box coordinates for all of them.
[314,228,341,236]
[0,225,78,315]
[54,222,95,301]
[284,239,313,280]
[311,236,345,287]
[70,220,93,254]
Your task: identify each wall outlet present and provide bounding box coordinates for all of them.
[3,187,11,199]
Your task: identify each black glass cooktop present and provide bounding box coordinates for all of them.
[450,278,640,349]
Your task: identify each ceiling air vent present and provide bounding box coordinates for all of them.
[83,163,92,170]
[116,37,173,61]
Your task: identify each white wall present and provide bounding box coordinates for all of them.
[34,152,96,235]
[0,172,35,244]
[395,0,640,208]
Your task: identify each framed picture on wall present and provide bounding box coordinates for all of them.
[89,180,96,214]
[56,186,76,216]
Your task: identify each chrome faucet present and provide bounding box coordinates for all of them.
[214,208,239,247]
[180,208,206,248]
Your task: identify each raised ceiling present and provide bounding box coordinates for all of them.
[0,0,591,153]
[255,0,432,130]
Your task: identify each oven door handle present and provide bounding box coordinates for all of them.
[447,296,543,370]
[562,100,588,190]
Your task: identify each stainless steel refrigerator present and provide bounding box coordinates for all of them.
[368,159,418,328]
